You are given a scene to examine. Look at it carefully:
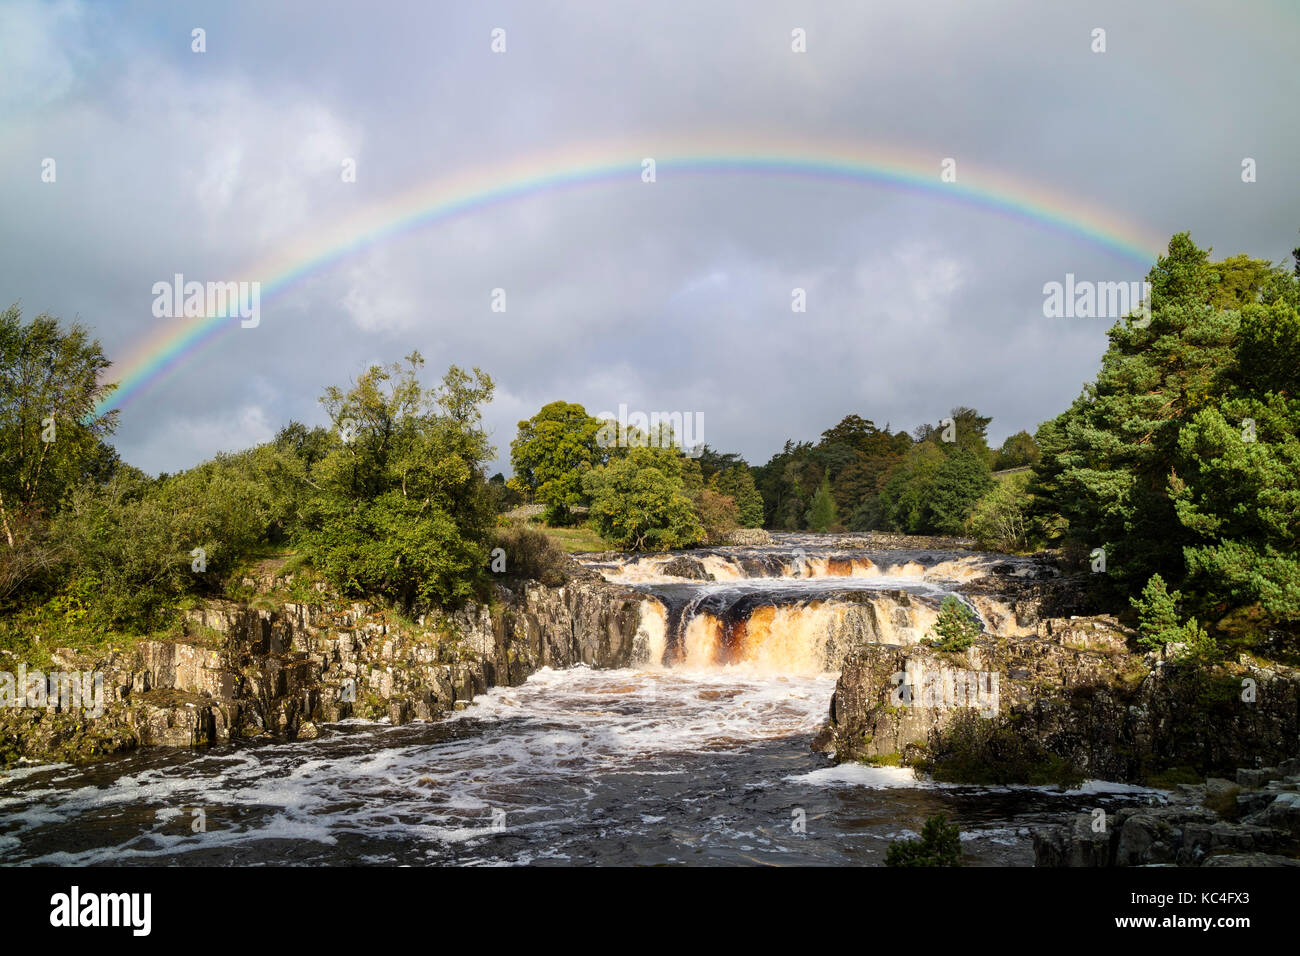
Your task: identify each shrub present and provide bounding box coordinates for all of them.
[885,813,962,867]
[968,472,1031,551]
[693,488,740,544]
[306,494,486,609]
[490,525,571,587]
[916,711,1084,788]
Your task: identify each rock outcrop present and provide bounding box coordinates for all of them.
[816,613,1300,783]
[0,574,650,767]
[1033,759,1300,866]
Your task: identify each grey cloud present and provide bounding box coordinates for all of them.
[1,0,1296,475]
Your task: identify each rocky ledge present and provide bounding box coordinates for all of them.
[1034,759,1300,867]
[0,570,651,767]
[814,609,1300,789]
[812,583,1300,865]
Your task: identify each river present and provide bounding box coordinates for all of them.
[0,538,1162,866]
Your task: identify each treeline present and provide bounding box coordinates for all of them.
[508,401,763,549]
[505,399,1041,552]
[752,409,1040,540]
[749,233,1300,642]
[1,320,503,642]
[4,229,1296,652]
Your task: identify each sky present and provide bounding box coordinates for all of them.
[1,0,1297,476]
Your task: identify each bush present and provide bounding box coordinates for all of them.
[885,813,962,867]
[0,514,63,607]
[48,462,277,631]
[490,525,572,587]
[306,494,486,609]
[693,488,740,544]
[916,711,1084,788]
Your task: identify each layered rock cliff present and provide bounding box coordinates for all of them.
[0,570,651,767]
[815,610,1300,783]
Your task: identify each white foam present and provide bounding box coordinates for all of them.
[787,763,931,789]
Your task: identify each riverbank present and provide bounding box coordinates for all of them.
[0,555,649,768]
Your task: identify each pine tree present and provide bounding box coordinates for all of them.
[1031,232,1300,627]
[805,473,837,531]
[926,596,981,651]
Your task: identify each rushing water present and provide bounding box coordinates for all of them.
[0,666,1158,866]
[0,540,1162,866]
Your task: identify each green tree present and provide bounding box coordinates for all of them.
[274,421,334,470]
[1130,574,1183,651]
[805,472,838,531]
[885,814,962,867]
[876,442,946,533]
[926,595,982,651]
[709,465,765,527]
[1029,234,1236,596]
[992,431,1040,470]
[693,488,740,544]
[1206,253,1276,310]
[919,406,994,463]
[1168,301,1300,622]
[692,445,746,484]
[306,355,496,609]
[582,447,703,550]
[0,305,119,547]
[1032,234,1300,622]
[968,472,1032,552]
[925,448,994,534]
[1130,573,1215,660]
[509,401,603,524]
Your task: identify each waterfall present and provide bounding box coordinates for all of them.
[589,538,1035,676]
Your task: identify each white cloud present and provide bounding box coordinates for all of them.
[0,0,97,113]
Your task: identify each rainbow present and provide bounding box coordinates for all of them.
[95,135,1168,416]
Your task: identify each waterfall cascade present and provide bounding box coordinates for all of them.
[590,540,1048,676]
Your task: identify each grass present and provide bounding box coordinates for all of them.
[1204,783,1243,819]
[0,608,171,668]
[0,588,178,662]
[861,752,902,767]
[525,522,612,554]
[1145,765,1203,789]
